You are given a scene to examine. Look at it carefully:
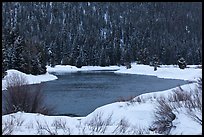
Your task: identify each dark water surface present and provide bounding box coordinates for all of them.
[40,71,188,116]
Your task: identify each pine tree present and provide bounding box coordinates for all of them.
[2,28,47,75]
[75,56,82,68]
[12,36,26,73]
[99,46,107,67]
[74,45,82,68]
[178,57,187,69]
[152,55,159,71]
[2,39,8,78]
[61,53,70,65]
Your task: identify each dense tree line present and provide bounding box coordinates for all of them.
[2,28,46,77]
[2,2,202,76]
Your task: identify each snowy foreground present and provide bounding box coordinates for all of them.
[2,64,202,135]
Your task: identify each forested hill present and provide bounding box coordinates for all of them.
[2,2,202,76]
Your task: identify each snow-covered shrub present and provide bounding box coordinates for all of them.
[150,96,176,135]
[151,78,202,134]
[132,96,142,103]
[124,62,131,69]
[178,57,187,69]
[112,118,150,135]
[185,78,202,125]
[167,86,192,109]
[112,118,130,134]
[2,114,24,135]
[85,112,112,134]
[2,117,15,135]
[35,119,71,135]
[168,79,202,124]
[36,120,57,135]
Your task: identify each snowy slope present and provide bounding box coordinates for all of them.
[2,82,201,135]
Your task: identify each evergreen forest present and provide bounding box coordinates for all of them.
[2,2,202,76]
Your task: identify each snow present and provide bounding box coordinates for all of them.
[170,108,202,135]
[47,65,120,73]
[115,64,201,81]
[47,63,201,81]
[84,101,156,129]
[2,64,202,135]
[2,69,58,90]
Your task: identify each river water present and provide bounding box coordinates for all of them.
[40,71,188,116]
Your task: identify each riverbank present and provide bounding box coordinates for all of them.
[2,64,202,135]
[47,63,201,81]
[2,69,58,90]
[3,63,201,90]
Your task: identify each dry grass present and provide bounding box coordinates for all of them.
[35,119,71,135]
[150,77,202,134]
[150,96,176,135]
[85,112,113,134]
[112,118,130,134]
[2,73,54,115]
[2,118,15,135]
[2,115,24,135]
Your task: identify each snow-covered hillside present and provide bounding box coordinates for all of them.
[2,64,202,135]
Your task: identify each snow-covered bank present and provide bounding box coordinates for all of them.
[47,64,202,81]
[47,65,120,73]
[3,64,201,90]
[3,64,201,91]
[2,69,58,90]
[115,64,201,81]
